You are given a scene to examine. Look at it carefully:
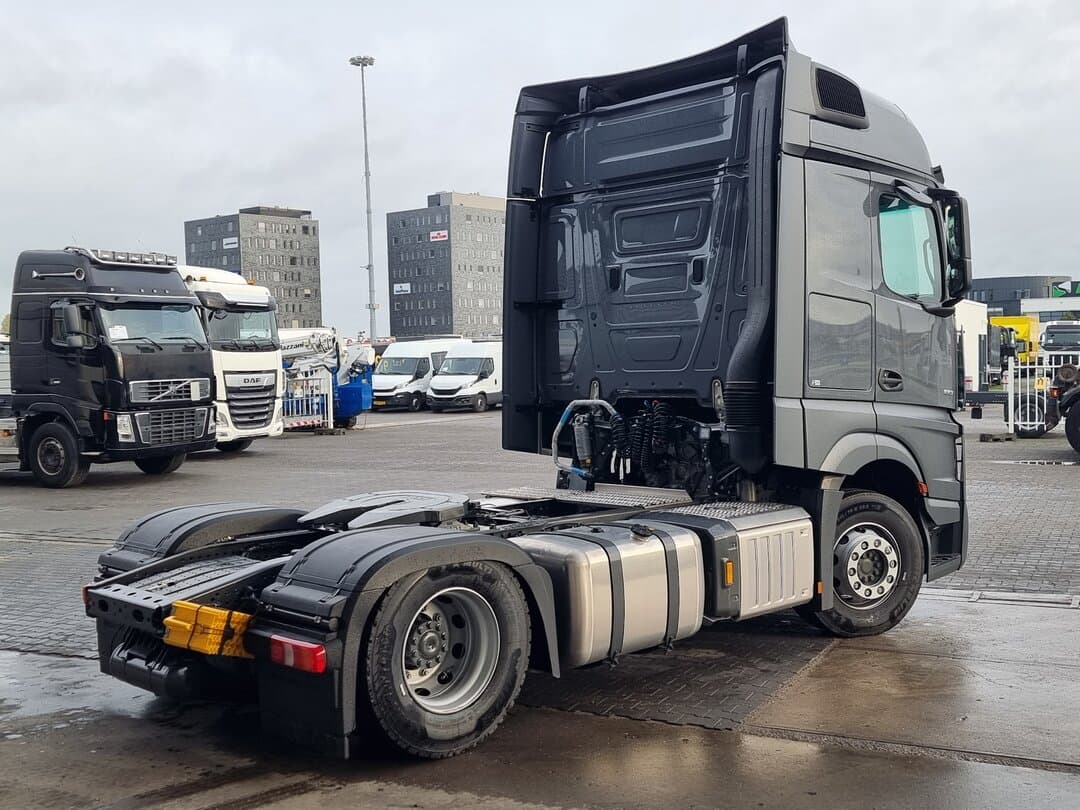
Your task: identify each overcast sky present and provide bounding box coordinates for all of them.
[2,0,1078,335]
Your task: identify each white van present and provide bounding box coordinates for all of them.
[371,338,467,411]
[427,340,502,413]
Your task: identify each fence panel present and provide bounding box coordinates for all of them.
[283,367,335,431]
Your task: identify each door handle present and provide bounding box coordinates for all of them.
[878,369,904,392]
[607,265,621,291]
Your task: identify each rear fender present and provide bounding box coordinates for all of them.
[99,502,308,573]
[255,525,561,759]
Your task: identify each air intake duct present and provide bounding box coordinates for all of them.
[724,65,780,475]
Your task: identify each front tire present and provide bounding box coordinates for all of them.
[29,422,89,488]
[408,393,424,413]
[134,453,186,475]
[473,393,488,413]
[363,561,530,758]
[797,491,924,637]
[216,439,253,453]
[1015,396,1048,438]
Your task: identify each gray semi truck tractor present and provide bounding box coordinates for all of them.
[85,18,971,759]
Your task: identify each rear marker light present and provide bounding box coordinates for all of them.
[269,635,327,674]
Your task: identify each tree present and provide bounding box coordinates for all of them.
[1,313,9,334]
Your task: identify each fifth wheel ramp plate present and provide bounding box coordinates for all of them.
[482,486,690,509]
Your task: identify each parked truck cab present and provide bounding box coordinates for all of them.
[2,248,217,486]
[427,339,502,412]
[371,337,467,411]
[181,266,284,453]
[87,19,973,760]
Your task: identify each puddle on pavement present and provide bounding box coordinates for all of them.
[0,650,151,723]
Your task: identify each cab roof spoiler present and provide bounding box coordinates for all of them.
[516,17,789,115]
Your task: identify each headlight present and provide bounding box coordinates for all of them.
[217,409,229,428]
[116,413,135,443]
[208,408,217,435]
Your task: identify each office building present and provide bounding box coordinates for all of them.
[184,206,322,328]
[968,275,1071,316]
[386,192,505,338]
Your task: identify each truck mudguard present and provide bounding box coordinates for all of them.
[99,502,308,573]
[253,524,561,758]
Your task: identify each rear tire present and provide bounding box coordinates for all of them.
[1066,407,1080,455]
[29,422,89,488]
[363,561,530,758]
[135,453,186,475]
[797,491,924,638]
[216,439,253,453]
[473,393,488,413]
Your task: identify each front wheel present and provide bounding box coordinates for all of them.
[29,422,90,488]
[134,453,186,475]
[363,561,530,758]
[1066,407,1080,455]
[1015,396,1048,438]
[797,491,924,637]
[472,393,488,413]
[216,439,253,453]
[408,393,424,412]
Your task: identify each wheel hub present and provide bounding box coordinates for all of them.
[401,587,500,715]
[37,438,66,475]
[835,524,901,610]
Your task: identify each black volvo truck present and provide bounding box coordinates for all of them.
[0,247,217,487]
[86,19,971,758]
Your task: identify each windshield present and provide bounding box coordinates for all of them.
[99,304,205,347]
[375,357,420,376]
[205,308,279,351]
[439,357,484,376]
[1044,325,1080,346]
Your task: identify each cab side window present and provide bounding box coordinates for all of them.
[416,357,431,377]
[878,195,942,302]
[431,352,447,371]
[481,358,495,376]
[50,306,96,347]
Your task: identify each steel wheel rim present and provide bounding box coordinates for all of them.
[1017,401,1044,431]
[833,522,902,610]
[401,586,500,715]
[37,437,66,476]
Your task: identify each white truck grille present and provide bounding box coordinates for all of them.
[224,371,277,430]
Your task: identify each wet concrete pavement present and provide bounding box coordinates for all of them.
[2,592,1078,809]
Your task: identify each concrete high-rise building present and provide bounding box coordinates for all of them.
[184,206,322,328]
[386,192,505,338]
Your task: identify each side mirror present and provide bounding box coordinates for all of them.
[938,193,972,305]
[63,303,82,335]
[66,334,86,349]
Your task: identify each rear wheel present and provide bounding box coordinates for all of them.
[363,561,530,758]
[29,422,89,488]
[135,453,186,475]
[1066,407,1080,455]
[473,393,488,413]
[797,491,924,637]
[216,439,253,453]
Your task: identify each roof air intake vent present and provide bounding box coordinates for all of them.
[813,68,868,128]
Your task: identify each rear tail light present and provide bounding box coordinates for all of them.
[269,635,327,674]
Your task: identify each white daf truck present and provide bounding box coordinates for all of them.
[181,267,283,453]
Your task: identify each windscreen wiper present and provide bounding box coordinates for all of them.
[112,336,163,351]
[163,335,207,350]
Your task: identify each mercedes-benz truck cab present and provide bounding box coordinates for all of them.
[181,266,283,453]
[1,247,217,487]
[427,339,502,412]
[371,337,467,411]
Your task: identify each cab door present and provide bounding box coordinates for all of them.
[870,175,961,499]
[869,176,954,410]
[46,302,106,426]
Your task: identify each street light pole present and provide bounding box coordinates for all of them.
[348,55,377,340]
